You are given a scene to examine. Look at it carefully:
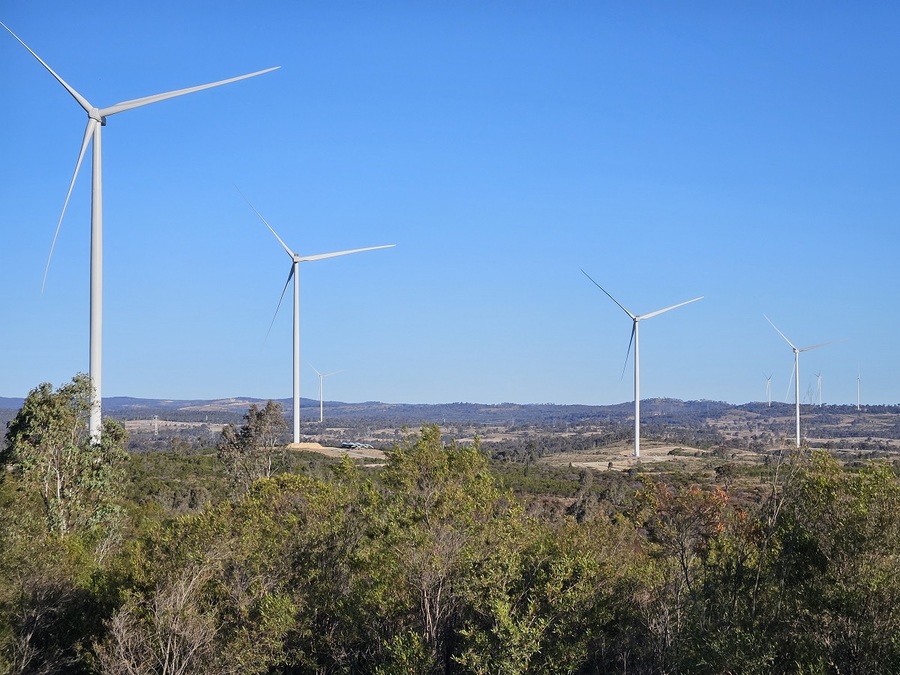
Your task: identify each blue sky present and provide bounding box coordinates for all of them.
[1,2,897,406]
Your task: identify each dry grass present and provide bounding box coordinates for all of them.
[287,442,386,461]
[541,440,711,471]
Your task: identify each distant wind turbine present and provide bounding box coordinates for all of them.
[765,316,831,448]
[1,21,279,442]
[310,364,343,424]
[239,190,394,443]
[816,371,823,407]
[857,368,861,411]
[582,270,702,458]
[765,373,773,407]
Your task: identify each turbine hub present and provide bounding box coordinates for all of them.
[88,108,107,125]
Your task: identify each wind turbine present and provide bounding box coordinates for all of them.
[857,368,861,411]
[2,21,279,442]
[765,316,831,448]
[310,364,343,424]
[582,270,702,458]
[765,373,773,407]
[816,371,823,407]
[239,191,394,444]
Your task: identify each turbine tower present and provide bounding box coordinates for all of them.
[765,373,772,407]
[816,371,823,407]
[239,191,394,444]
[765,316,831,448]
[857,368,861,411]
[582,270,702,458]
[2,21,279,442]
[310,364,343,424]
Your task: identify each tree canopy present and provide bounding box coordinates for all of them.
[2,398,900,673]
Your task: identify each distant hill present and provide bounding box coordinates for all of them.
[1,394,894,423]
[3,396,900,451]
[0,397,24,411]
[0,395,728,428]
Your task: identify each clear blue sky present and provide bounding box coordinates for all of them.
[1,2,897,406]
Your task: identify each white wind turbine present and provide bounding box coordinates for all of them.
[765,373,773,407]
[816,371,823,407]
[239,192,394,444]
[765,316,831,448]
[857,368,861,411]
[310,364,343,424]
[2,21,279,442]
[582,270,702,458]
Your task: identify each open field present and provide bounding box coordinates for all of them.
[549,442,711,471]
[287,441,386,462]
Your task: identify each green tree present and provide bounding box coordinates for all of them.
[377,425,513,672]
[216,401,288,491]
[0,375,128,673]
[3,374,128,536]
[96,466,380,674]
[775,452,900,673]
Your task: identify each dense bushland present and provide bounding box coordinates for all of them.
[2,382,900,672]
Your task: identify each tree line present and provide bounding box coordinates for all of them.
[2,376,900,673]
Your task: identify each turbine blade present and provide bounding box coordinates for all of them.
[299,244,395,262]
[0,21,93,112]
[621,322,636,381]
[99,66,280,117]
[764,315,798,351]
[265,265,294,341]
[308,362,322,376]
[799,340,834,353]
[641,296,703,320]
[235,186,295,257]
[43,118,96,293]
[784,364,795,403]
[324,370,344,378]
[581,269,636,319]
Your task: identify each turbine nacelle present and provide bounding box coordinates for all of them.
[88,108,107,125]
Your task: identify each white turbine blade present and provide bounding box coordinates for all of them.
[784,364,795,403]
[99,66,280,117]
[0,21,93,112]
[265,265,294,340]
[764,315,798,351]
[620,322,636,380]
[641,296,703,320]
[581,269,636,320]
[799,340,834,353]
[42,118,96,293]
[235,186,295,257]
[324,370,344,378]
[299,244,395,263]
[308,363,323,377]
